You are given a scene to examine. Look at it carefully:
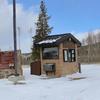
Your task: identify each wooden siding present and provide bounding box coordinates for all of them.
[0,51,14,69]
[0,51,22,78]
[31,61,41,75]
[40,42,79,77]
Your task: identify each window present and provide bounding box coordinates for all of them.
[63,49,76,62]
[43,47,59,59]
[64,50,68,61]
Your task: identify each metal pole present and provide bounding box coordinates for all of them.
[13,0,18,75]
[29,28,32,48]
[17,27,20,50]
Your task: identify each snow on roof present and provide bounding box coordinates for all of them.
[35,33,81,46]
[38,37,61,44]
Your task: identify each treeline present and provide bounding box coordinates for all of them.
[78,31,100,63]
[82,31,100,46]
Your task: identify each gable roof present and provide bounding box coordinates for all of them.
[35,33,81,47]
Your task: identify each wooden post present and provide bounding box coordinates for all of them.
[79,63,81,73]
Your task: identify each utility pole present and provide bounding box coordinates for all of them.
[13,0,18,76]
[29,28,33,48]
[17,27,21,50]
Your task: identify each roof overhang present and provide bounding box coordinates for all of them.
[35,33,81,47]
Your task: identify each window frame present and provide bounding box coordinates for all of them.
[42,47,59,59]
[63,49,76,62]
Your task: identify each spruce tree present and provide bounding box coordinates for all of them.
[31,0,52,61]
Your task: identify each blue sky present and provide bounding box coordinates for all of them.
[12,0,100,34]
[0,0,100,53]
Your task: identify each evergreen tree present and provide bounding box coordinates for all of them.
[31,0,52,61]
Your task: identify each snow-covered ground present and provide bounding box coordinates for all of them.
[0,64,100,100]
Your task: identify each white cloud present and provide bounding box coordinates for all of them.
[73,29,100,43]
[1,0,100,53]
[93,29,100,34]
[74,32,88,41]
[71,31,88,42]
[0,0,38,53]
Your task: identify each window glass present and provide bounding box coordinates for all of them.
[64,50,68,61]
[43,47,59,59]
[63,49,76,62]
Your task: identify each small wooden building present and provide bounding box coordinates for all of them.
[34,33,81,77]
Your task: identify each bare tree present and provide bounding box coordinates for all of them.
[86,32,96,63]
[96,32,100,43]
[80,30,100,63]
[81,38,86,46]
